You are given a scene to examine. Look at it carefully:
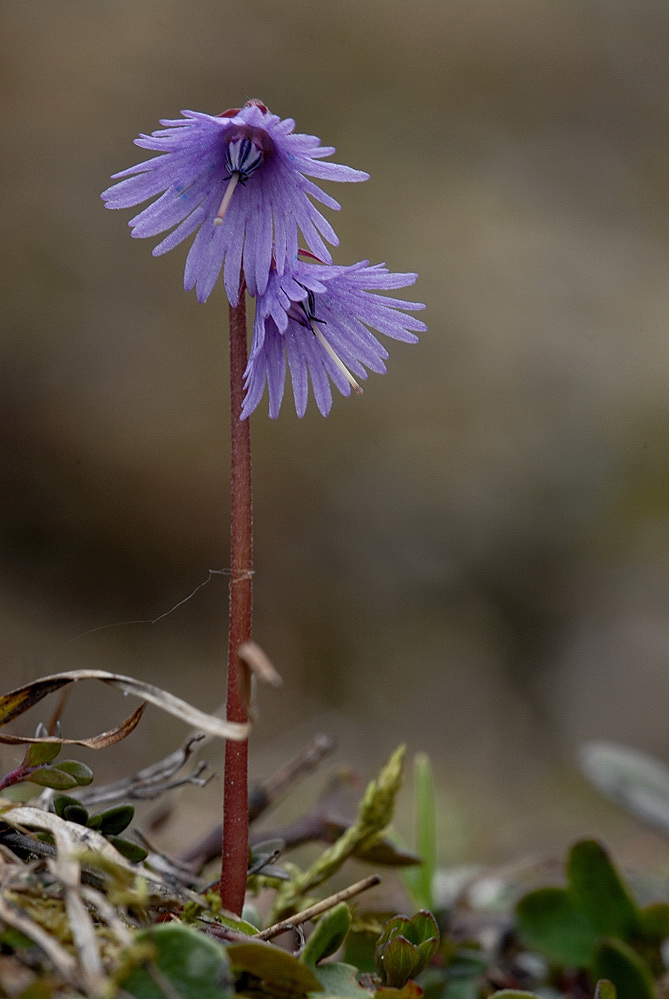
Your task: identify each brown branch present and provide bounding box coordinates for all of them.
[256,874,381,940]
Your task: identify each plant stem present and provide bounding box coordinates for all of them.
[221,291,253,915]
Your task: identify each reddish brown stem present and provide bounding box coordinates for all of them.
[221,291,253,914]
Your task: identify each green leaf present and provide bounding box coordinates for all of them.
[54,760,93,786]
[516,886,599,967]
[97,804,135,836]
[375,984,424,999]
[353,834,420,868]
[594,981,617,999]
[407,754,436,910]
[302,903,352,967]
[53,794,82,818]
[567,840,639,939]
[24,742,61,766]
[489,993,542,998]
[415,938,438,970]
[26,767,78,790]
[377,917,414,952]
[638,902,669,941]
[410,911,439,948]
[591,939,655,999]
[108,836,148,863]
[226,941,323,995]
[120,924,233,999]
[312,962,374,998]
[0,926,34,950]
[213,912,259,937]
[61,803,89,826]
[378,936,421,988]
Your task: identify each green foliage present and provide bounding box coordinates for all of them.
[516,886,599,966]
[271,746,406,920]
[95,803,135,836]
[23,742,62,767]
[302,902,352,967]
[592,940,655,999]
[226,940,323,997]
[108,835,149,863]
[566,840,639,939]
[488,993,543,998]
[312,962,374,998]
[118,924,234,999]
[374,911,439,988]
[26,767,79,790]
[594,981,617,999]
[52,794,148,862]
[14,743,94,791]
[516,838,665,998]
[49,760,93,785]
[403,753,436,911]
[375,983,424,999]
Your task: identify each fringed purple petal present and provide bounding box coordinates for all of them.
[284,324,310,418]
[265,326,287,419]
[102,101,367,304]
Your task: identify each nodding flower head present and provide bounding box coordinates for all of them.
[101,100,369,306]
[241,257,427,419]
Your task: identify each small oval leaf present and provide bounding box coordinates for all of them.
[53,794,82,818]
[567,840,639,939]
[314,961,374,998]
[24,742,61,766]
[26,767,78,790]
[120,924,234,999]
[55,760,94,786]
[226,941,323,994]
[302,902,352,967]
[379,936,421,988]
[62,803,89,826]
[411,911,439,948]
[98,804,135,836]
[108,836,148,863]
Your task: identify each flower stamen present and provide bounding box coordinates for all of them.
[310,321,363,395]
[214,173,240,226]
[215,136,265,226]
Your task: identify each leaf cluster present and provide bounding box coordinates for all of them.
[52,795,148,862]
[516,839,665,999]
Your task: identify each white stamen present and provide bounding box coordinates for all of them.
[311,322,363,395]
[214,173,240,226]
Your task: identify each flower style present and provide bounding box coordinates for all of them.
[101,100,368,305]
[241,258,427,419]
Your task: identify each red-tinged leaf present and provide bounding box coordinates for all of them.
[0,703,146,750]
[376,982,424,999]
[0,670,249,741]
[0,679,72,727]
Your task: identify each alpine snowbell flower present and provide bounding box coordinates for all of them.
[241,258,427,419]
[101,100,368,305]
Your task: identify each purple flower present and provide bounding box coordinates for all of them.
[101,100,368,305]
[241,258,427,419]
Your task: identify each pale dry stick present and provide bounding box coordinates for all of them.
[256,873,381,941]
[80,885,134,948]
[44,815,105,994]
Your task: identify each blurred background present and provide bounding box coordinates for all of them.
[1,0,669,869]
